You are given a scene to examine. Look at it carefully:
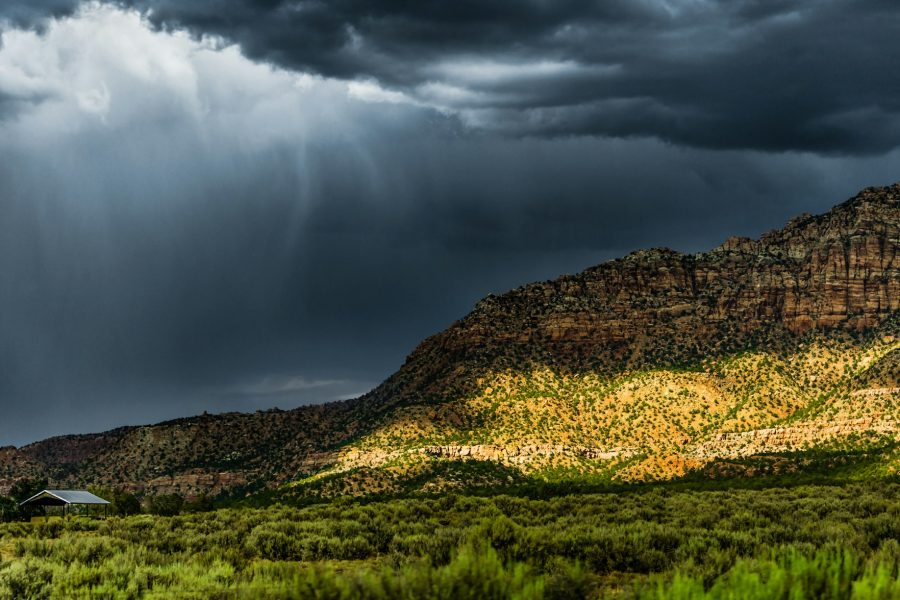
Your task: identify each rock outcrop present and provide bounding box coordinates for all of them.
[399,184,900,388]
[329,444,636,473]
[690,418,900,458]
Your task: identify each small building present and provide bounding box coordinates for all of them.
[20,490,111,518]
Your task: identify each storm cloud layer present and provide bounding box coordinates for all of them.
[4,1,900,153]
[1,2,900,445]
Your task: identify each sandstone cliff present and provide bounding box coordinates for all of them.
[386,183,900,398]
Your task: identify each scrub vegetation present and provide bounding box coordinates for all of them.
[5,480,900,598]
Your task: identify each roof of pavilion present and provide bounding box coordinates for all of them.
[20,490,111,506]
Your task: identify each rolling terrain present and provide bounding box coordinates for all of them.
[5,183,900,498]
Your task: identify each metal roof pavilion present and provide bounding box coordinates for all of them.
[20,490,110,507]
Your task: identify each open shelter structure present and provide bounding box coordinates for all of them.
[20,489,110,518]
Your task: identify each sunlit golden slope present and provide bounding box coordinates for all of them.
[284,326,900,489]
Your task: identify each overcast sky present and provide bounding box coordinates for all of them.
[1,1,899,446]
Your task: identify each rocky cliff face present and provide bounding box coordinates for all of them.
[341,183,900,457]
[5,184,900,497]
[396,184,900,386]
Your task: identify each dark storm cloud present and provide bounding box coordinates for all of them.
[0,0,79,27]
[97,0,900,154]
[4,1,900,153]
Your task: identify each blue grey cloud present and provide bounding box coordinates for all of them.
[4,1,900,153]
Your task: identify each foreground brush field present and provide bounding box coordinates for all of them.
[4,480,900,598]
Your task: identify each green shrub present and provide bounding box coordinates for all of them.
[148,494,184,517]
[0,557,54,600]
[5,482,900,597]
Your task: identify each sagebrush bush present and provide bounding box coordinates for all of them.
[3,482,900,597]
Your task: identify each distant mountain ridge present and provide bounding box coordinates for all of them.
[4,183,900,497]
